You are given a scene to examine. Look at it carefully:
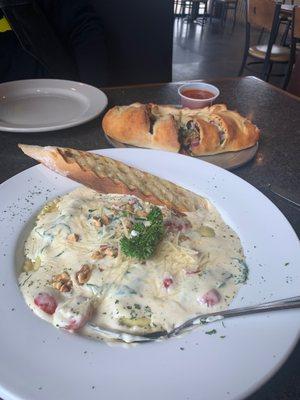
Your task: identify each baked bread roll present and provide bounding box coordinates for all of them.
[18,144,207,213]
[102,103,180,152]
[180,107,260,156]
[102,103,260,156]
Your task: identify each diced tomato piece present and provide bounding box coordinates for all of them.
[34,292,57,315]
[171,209,186,218]
[64,314,90,331]
[53,296,93,331]
[128,198,138,205]
[199,289,221,307]
[163,278,173,289]
[164,217,191,233]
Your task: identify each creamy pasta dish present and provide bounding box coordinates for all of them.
[19,187,247,343]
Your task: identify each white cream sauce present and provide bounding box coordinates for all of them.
[19,187,247,343]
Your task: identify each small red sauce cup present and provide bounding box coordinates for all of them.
[178,82,220,109]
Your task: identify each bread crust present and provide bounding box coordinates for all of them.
[152,115,180,152]
[18,144,207,213]
[181,116,221,155]
[102,103,180,152]
[181,109,260,156]
[149,103,182,121]
[102,103,260,156]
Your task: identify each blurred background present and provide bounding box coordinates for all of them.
[0,0,299,94]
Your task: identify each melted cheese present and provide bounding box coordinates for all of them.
[19,187,246,343]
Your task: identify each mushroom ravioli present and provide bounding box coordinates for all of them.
[19,187,248,343]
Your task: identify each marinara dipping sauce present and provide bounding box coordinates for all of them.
[181,89,214,100]
[178,83,220,109]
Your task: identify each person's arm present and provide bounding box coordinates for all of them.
[40,0,108,87]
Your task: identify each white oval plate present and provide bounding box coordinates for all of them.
[0,149,299,400]
[105,134,259,170]
[0,79,107,132]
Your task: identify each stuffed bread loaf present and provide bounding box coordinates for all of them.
[102,103,260,156]
[18,144,207,213]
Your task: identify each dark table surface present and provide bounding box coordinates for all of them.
[0,76,299,400]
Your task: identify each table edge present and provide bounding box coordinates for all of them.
[102,76,300,102]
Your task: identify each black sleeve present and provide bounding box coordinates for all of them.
[39,0,108,87]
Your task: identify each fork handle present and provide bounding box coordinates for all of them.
[266,184,300,208]
[172,296,300,335]
[217,295,300,319]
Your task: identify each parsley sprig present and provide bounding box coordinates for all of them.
[120,206,164,260]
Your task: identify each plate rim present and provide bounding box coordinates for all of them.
[104,133,259,171]
[0,79,108,133]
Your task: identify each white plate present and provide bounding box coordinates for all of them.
[0,149,299,400]
[0,79,107,132]
[105,134,259,170]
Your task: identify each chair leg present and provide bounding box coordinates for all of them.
[283,62,294,90]
[280,20,291,46]
[239,52,248,76]
[232,4,237,29]
[220,4,227,27]
[223,5,228,27]
[266,62,273,82]
[210,0,214,23]
[262,59,271,81]
[239,22,250,76]
[283,42,296,89]
[182,1,187,16]
[262,5,281,81]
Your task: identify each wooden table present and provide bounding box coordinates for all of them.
[0,76,299,400]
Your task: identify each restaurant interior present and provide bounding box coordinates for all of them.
[0,1,299,400]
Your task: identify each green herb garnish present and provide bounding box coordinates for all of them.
[120,206,164,260]
[205,329,217,335]
[233,258,249,284]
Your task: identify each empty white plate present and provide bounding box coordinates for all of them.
[0,79,108,132]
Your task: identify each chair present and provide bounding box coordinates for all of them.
[174,0,189,17]
[284,6,300,91]
[279,0,295,46]
[238,0,290,82]
[195,0,209,24]
[182,1,194,21]
[210,0,239,28]
[187,0,209,24]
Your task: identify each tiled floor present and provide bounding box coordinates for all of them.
[172,17,286,85]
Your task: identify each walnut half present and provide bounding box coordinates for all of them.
[75,264,92,285]
[67,233,79,242]
[52,272,73,292]
[91,245,118,260]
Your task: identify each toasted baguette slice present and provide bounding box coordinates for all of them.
[18,144,207,212]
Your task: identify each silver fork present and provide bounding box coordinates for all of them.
[265,184,300,208]
[88,295,300,343]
